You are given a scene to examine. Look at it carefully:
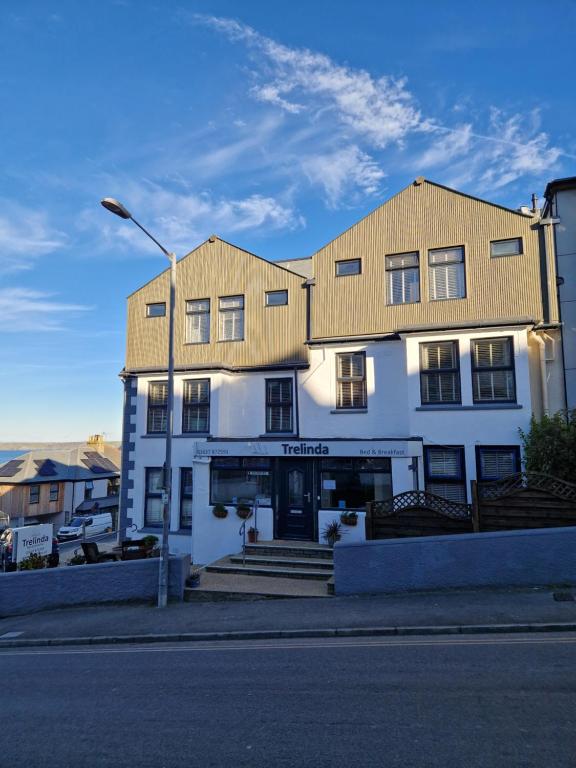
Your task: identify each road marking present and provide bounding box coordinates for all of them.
[0,632,23,639]
[1,634,576,657]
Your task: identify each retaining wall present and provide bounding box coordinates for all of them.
[0,555,190,617]
[334,526,576,595]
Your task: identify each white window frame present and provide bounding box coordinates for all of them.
[186,299,210,344]
[385,252,420,305]
[219,295,244,342]
[428,246,466,301]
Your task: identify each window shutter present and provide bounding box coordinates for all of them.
[266,379,293,432]
[480,450,517,480]
[427,482,466,503]
[427,449,460,478]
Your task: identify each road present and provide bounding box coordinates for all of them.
[1,633,574,767]
[58,531,117,563]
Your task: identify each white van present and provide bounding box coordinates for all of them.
[57,513,113,542]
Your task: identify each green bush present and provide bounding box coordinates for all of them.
[19,553,47,570]
[520,410,576,482]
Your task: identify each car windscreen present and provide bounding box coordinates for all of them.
[69,518,87,528]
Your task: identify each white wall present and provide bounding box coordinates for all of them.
[553,188,576,409]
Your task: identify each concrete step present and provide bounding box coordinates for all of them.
[229,555,333,571]
[245,543,333,560]
[184,570,332,601]
[206,563,332,581]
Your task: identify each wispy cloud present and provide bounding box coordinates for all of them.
[0,288,90,332]
[303,145,386,208]
[0,202,67,275]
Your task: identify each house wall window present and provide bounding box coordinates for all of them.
[266,378,293,433]
[182,379,210,433]
[335,259,361,276]
[424,447,466,502]
[219,295,244,341]
[320,458,392,510]
[420,341,461,404]
[210,457,271,505]
[385,252,420,305]
[84,481,94,501]
[107,477,120,496]
[490,238,522,258]
[471,337,516,403]
[180,468,193,529]
[266,290,288,306]
[146,303,166,317]
[49,483,59,502]
[428,246,465,300]
[145,467,164,527]
[336,352,367,409]
[147,381,168,433]
[186,299,210,344]
[29,484,40,504]
[476,446,520,481]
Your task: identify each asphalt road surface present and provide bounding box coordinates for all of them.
[1,633,574,767]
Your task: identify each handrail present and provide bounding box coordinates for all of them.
[238,519,248,566]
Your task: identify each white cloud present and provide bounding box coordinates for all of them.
[418,125,473,169]
[0,202,67,275]
[303,146,385,208]
[0,288,90,332]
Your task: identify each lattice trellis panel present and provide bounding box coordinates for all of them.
[478,472,576,503]
[369,491,472,520]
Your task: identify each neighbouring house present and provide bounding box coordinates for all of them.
[119,177,569,565]
[0,436,121,529]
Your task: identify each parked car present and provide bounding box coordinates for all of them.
[57,512,113,542]
[0,528,59,571]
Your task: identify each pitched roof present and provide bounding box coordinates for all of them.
[0,444,120,485]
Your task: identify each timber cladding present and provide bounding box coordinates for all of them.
[126,238,308,371]
[311,180,548,339]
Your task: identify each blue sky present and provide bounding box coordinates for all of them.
[1,0,574,441]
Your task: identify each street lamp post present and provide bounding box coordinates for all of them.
[101,197,175,608]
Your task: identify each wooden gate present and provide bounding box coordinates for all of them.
[472,472,576,532]
[365,491,473,540]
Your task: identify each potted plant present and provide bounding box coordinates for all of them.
[212,503,228,519]
[68,552,86,566]
[141,534,159,548]
[187,567,202,588]
[236,503,252,520]
[247,526,259,543]
[322,520,344,547]
[340,511,358,526]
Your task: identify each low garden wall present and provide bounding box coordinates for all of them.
[334,526,576,595]
[0,554,190,617]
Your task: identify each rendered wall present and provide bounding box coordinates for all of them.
[334,527,576,595]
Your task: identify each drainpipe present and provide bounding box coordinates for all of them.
[532,332,549,417]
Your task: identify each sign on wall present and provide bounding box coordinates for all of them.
[194,439,422,459]
[14,524,53,564]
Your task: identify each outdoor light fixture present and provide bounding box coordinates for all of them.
[100,197,176,609]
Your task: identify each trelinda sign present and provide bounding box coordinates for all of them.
[194,439,422,459]
[14,524,53,564]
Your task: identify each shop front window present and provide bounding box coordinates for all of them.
[210,457,272,505]
[320,458,392,510]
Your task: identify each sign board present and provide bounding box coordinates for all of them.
[194,439,422,459]
[14,524,53,564]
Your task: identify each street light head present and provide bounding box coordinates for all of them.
[100,198,132,219]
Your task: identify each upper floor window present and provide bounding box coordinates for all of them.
[476,446,520,481]
[471,337,516,403]
[424,446,466,503]
[29,484,40,504]
[107,477,120,496]
[182,379,210,433]
[490,238,523,258]
[428,246,465,301]
[147,381,168,433]
[266,290,288,307]
[84,480,94,501]
[144,467,163,527]
[385,252,420,305]
[180,468,193,529]
[266,378,293,433]
[336,259,361,277]
[336,352,367,410]
[146,302,166,318]
[49,483,59,502]
[186,299,210,344]
[420,341,461,404]
[219,295,244,341]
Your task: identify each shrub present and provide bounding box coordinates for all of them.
[19,553,47,570]
[520,410,576,482]
[141,535,159,548]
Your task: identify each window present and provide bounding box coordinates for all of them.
[336,259,361,276]
[385,252,420,305]
[471,337,516,403]
[29,484,40,504]
[186,299,210,344]
[266,378,293,433]
[49,483,59,502]
[320,458,392,510]
[147,381,168,433]
[145,467,164,527]
[336,352,367,409]
[182,379,210,433]
[146,303,166,318]
[219,295,244,341]
[428,246,465,300]
[265,290,288,306]
[490,238,522,258]
[476,446,520,481]
[84,480,93,501]
[180,469,193,529]
[420,341,461,404]
[424,447,466,503]
[107,477,120,496]
[211,457,272,505]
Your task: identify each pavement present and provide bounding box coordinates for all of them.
[1,585,576,647]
